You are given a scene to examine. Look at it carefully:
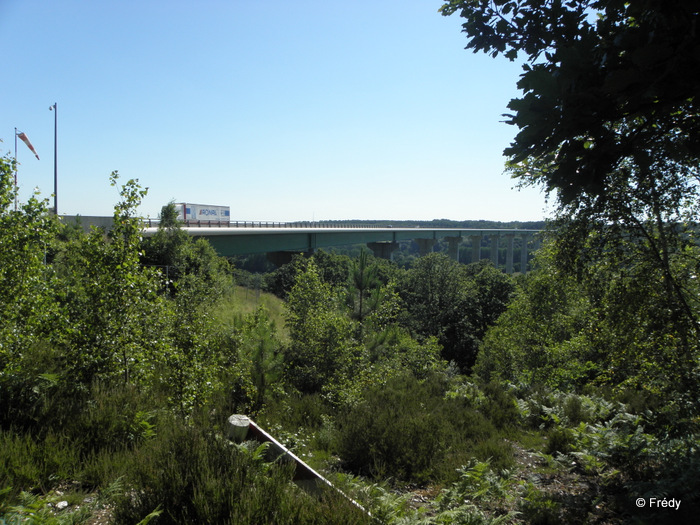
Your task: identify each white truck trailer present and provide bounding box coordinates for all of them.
[175,203,231,224]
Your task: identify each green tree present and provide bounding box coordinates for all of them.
[399,254,471,363]
[239,306,284,412]
[152,279,224,416]
[0,154,64,428]
[141,202,232,297]
[439,0,700,312]
[283,261,356,395]
[265,254,309,299]
[363,326,444,379]
[399,254,512,371]
[347,250,380,327]
[312,250,352,289]
[476,242,597,388]
[0,155,59,355]
[158,199,180,227]
[442,0,700,420]
[265,250,351,299]
[54,173,169,387]
[464,260,516,343]
[140,202,190,285]
[440,0,699,202]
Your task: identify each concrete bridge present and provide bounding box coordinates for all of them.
[144,222,541,273]
[61,216,540,273]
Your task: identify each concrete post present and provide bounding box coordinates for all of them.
[505,234,515,274]
[490,234,499,268]
[227,414,251,442]
[367,241,399,260]
[470,235,482,263]
[226,414,370,517]
[227,414,324,489]
[520,234,529,273]
[415,238,437,256]
[445,236,461,261]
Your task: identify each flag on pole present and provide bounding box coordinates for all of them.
[16,132,40,160]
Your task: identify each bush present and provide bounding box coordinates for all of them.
[472,438,515,471]
[113,412,370,524]
[544,427,574,455]
[481,381,520,431]
[335,372,502,485]
[73,382,158,454]
[260,393,331,431]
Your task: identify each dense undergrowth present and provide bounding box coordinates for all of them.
[2,155,700,523]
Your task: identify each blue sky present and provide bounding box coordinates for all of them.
[1,0,550,222]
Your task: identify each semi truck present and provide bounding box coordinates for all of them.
[175,203,231,224]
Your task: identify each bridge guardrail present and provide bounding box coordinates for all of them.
[142,219,400,229]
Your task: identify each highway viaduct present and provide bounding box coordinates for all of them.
[61,216,541,273]
[143,223,541,273]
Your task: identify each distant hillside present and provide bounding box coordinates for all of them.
[318,219,547,230]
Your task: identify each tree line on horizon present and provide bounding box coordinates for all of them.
[305,218,547,230]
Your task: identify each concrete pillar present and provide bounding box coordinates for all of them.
[415,238,437,256]
[470,235,482,263]
[445,236,461,261]
[367,241,399,260]
[490,234,499,268]
[505,234,515,274]
[520,234,529,273]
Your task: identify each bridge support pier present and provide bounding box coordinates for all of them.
[520,234,529,273]
[415,238,437,256]
[367,241,399,260]
[470,235,482,263]
[505,234,515,274]
[490,234,499,267]
[445,236,461,261]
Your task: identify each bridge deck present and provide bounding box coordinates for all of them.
[142,226,540,256]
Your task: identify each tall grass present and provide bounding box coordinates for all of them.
[212,285,289,340]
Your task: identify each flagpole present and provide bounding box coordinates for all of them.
[13,127,18,211]
[50,103,57,215]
